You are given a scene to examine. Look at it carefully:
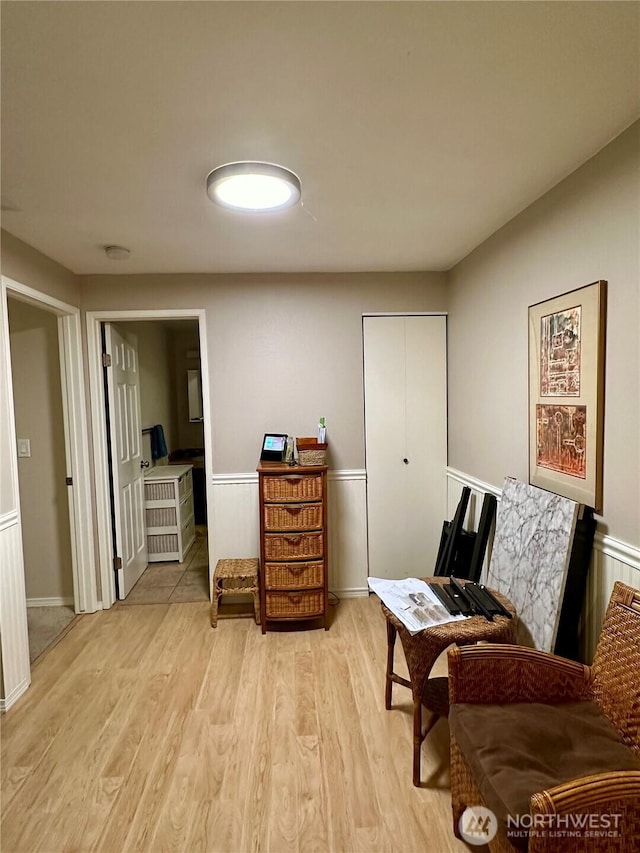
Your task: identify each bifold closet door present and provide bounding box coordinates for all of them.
[363,315,447,580]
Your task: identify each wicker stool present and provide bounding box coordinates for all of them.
[210,558,260,628]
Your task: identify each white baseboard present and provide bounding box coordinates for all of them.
[26,597,75,608]
[331,587,369,599]
[0,676,30,713]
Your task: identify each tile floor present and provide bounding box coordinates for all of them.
[118,526,209,605]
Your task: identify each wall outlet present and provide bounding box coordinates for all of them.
[17,438,31,457]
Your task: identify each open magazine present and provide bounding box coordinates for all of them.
[368,576,468,635]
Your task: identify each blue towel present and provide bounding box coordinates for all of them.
[150,424,168,460]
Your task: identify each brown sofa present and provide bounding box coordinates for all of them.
[448,581,640,852]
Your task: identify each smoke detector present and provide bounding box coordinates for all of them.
[104,245,131,260]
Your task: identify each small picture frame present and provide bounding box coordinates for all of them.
[528,280,607,511]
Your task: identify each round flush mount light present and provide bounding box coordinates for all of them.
[206,161,301,212]
[104,245,131,260]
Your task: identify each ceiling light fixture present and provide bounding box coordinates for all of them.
[206,161,301,212]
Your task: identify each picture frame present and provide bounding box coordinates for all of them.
[528,280,607,511]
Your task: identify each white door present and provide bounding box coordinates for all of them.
[105,324,147,597]
[364,315,447,579]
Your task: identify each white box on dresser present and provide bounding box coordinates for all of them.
[144,464,195,562]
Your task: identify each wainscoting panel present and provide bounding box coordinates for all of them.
[446,467,640,662]
[210,470,369,598]
[209,473,260,571]
[0,512,31,711]
[327,470,368,597]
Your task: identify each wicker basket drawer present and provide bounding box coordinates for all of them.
[147,532,178,555]
[264,560,324,590]
[178,468,192,499]
[145,480,174,502]
[264,503,323,531]
[265,590,324,619]
[264,531,323,561]
[262,473,323,503]
[146,506,177,528]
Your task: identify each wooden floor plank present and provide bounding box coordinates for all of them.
[1,596,472,853]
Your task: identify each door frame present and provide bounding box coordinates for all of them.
[86,308,213,608]
[1,275,99,614]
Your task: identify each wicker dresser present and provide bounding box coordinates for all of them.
[257,462,329,633]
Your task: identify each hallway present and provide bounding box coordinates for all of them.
[116,526,209,605]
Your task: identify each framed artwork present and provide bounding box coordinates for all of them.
[529,280,607,511]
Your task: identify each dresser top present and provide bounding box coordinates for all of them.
[257,461,327,474]
[144,463,193,481]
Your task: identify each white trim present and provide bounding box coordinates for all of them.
[0,511,19,533]
[446,466,503,499]
[594,531,640,572]
[86,313,115,607]
[0,677,30,713]
[446,466,640,571]
[362,312,448,317]
[86,308,214,609]
[213,472,258,486]
[212,469,366,487]
[26,596,75,608]
[331,587,369,598]
[1,276,79,315]
[0,519,31,709]
[328,468,366,481]
[57,313,99,612]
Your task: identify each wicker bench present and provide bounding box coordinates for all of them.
[210,558,260,628]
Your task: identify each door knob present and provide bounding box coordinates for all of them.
[140,460,150,469]
[403,458,409,464]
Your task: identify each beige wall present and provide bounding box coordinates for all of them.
[8,299,74,600]
[118,321,179,457]
[1,233,80,518]
[81,272,448,472]
[171,327,205,450]
[447,121,639,546]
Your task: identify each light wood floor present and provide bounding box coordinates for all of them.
[1,595,475,853]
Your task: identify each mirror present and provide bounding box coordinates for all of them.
[187,369,203,422]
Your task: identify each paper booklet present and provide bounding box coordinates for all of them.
[368,576,468,635]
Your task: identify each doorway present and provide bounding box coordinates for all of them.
[7,298,78,660]
[87,309,213,609]
[104,318,209,604]
[1,275,97,707]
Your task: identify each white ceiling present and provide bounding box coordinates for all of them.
[1,1,638,276]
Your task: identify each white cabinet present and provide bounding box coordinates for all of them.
[363,315,448,579]
[143,464,195,562]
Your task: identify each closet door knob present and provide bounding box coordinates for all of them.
[403,458,409,464]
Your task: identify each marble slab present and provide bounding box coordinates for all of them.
[486,477,579,652]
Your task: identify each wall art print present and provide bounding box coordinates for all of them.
[529,281,606,511]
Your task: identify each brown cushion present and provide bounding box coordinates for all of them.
[450,701,640,850]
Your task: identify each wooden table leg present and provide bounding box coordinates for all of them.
[413,694,423,787]
[385,619,397,710]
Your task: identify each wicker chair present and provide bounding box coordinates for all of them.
[448,580,640,852]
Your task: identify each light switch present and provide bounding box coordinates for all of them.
[17,439,31,458]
